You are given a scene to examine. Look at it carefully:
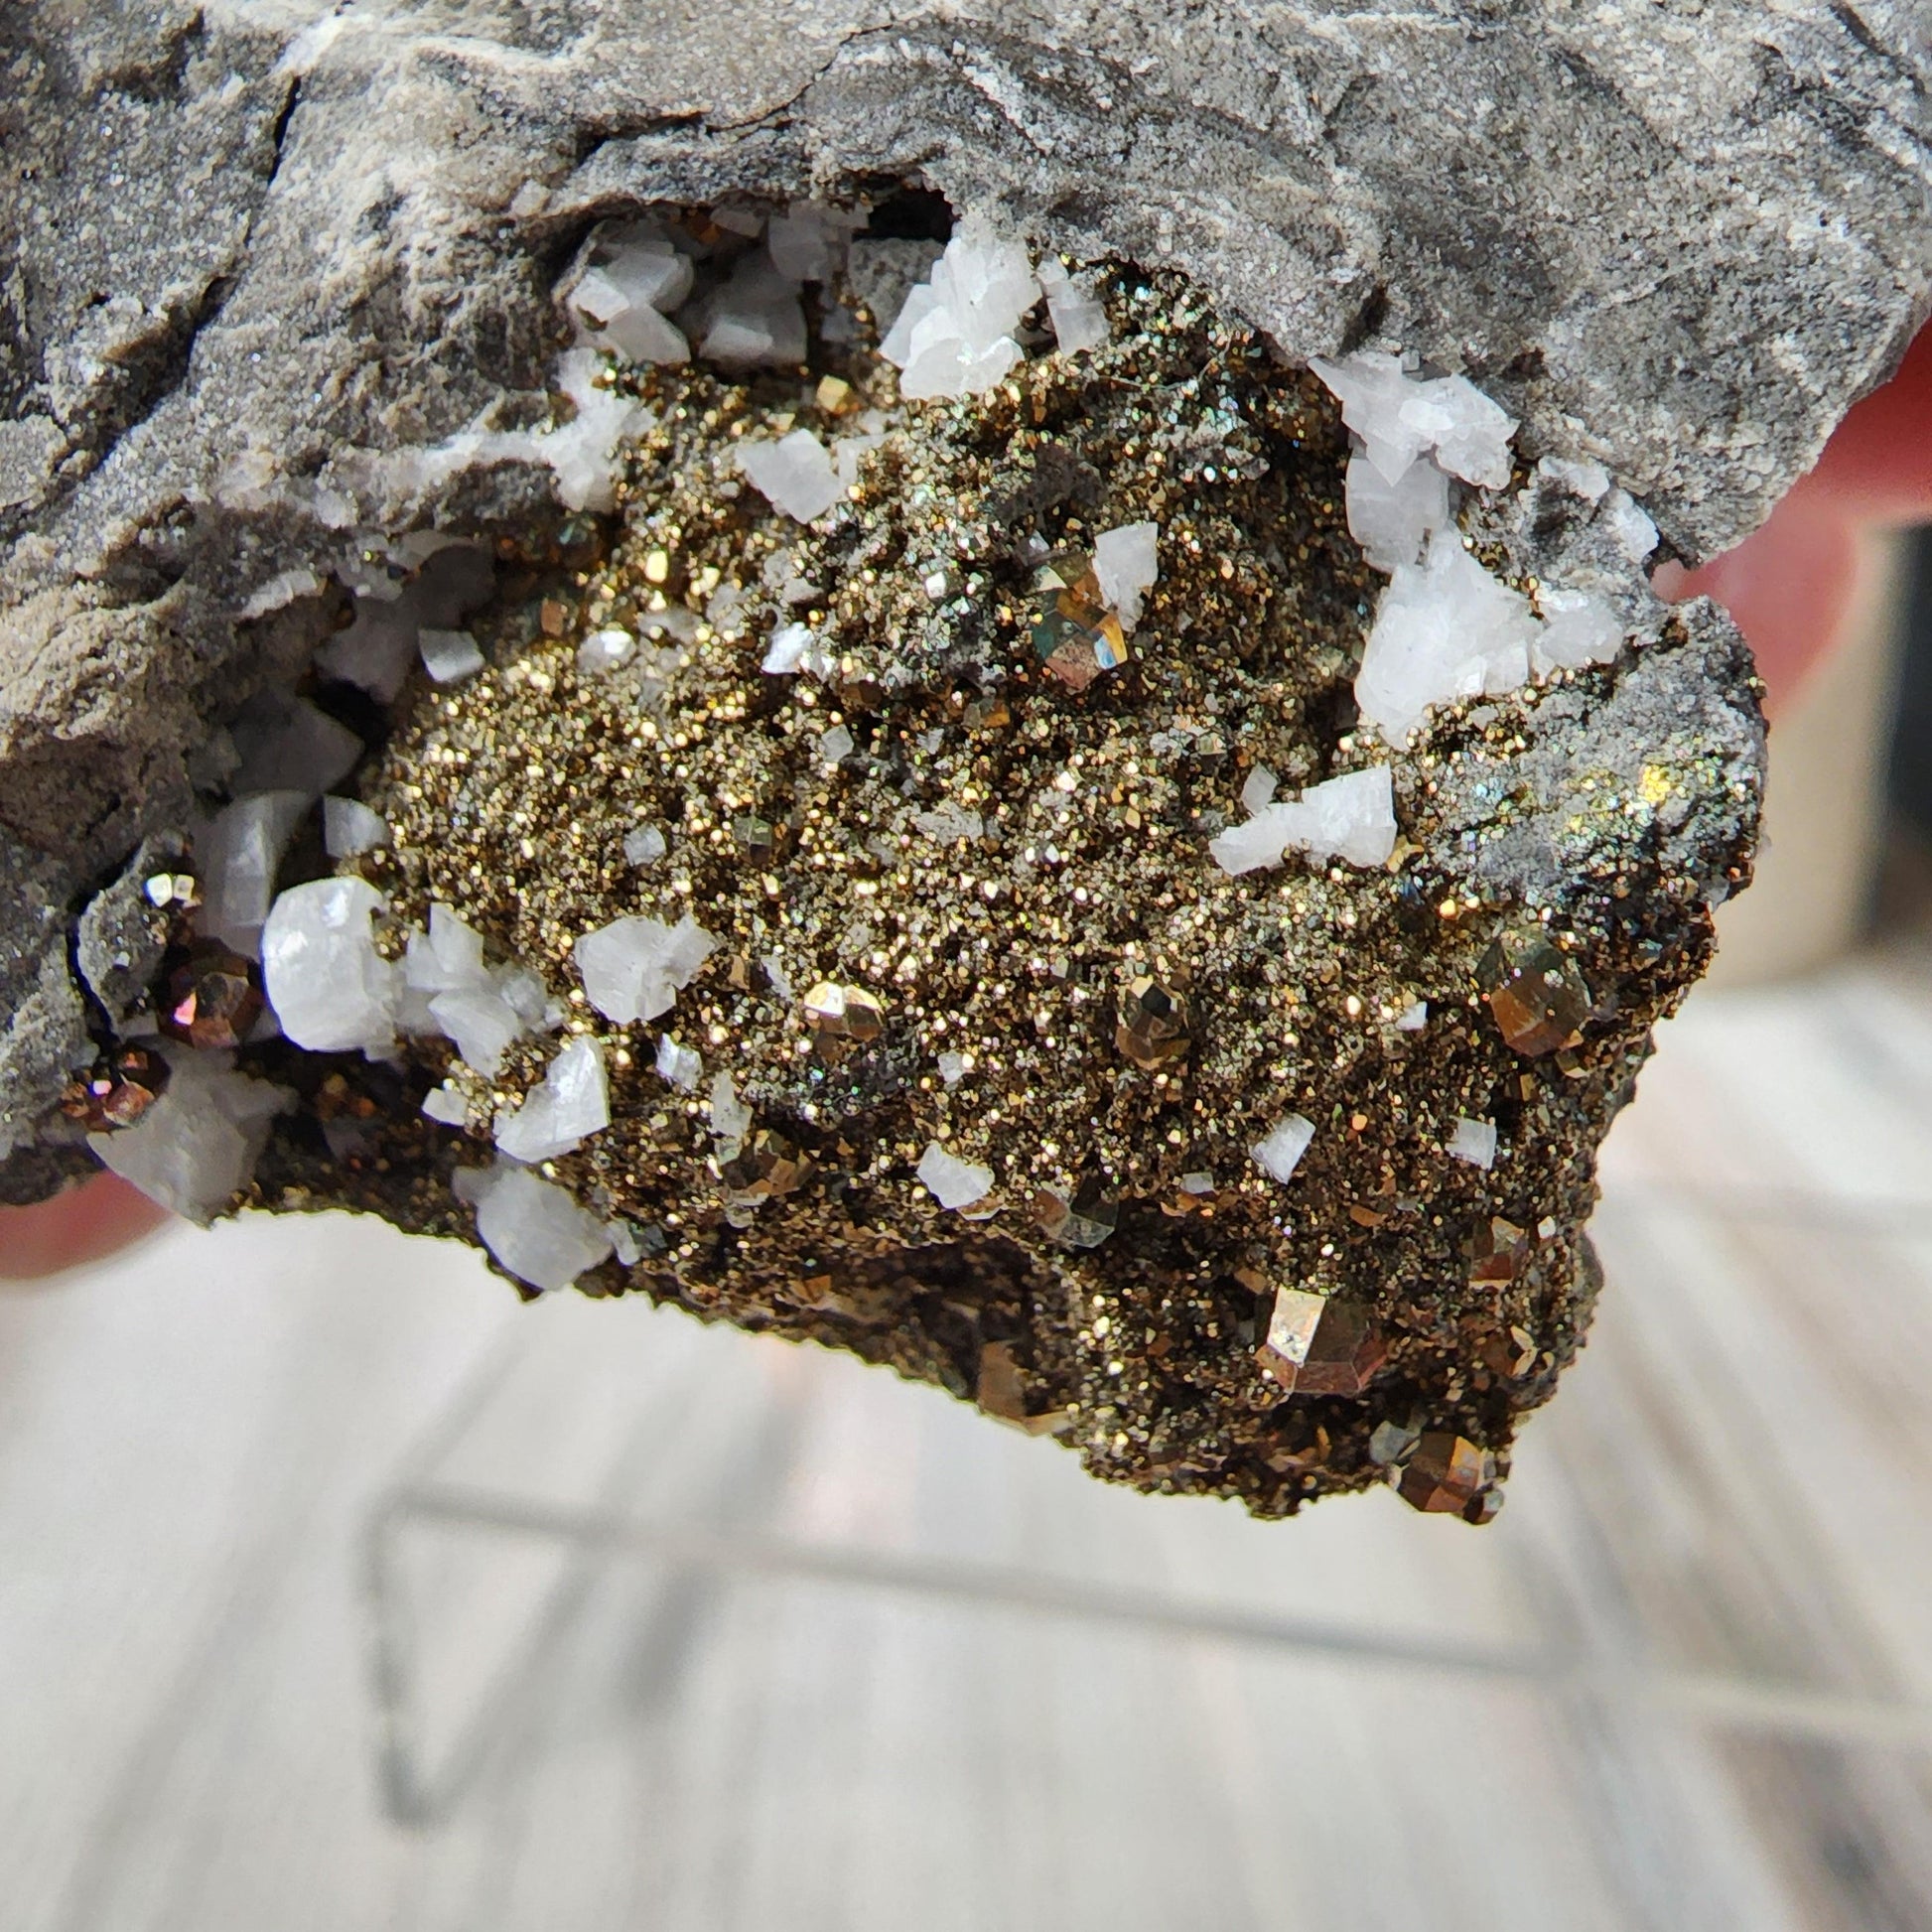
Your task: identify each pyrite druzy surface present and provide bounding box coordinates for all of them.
[229,265,1761,1518]
[4,0,1922,1515]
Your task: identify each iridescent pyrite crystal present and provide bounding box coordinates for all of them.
[160,225,1761,1525]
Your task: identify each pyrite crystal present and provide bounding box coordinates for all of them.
[6,0,1928,1509]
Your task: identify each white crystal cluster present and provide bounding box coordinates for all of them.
[1355,531,1634,743]
[1354,535,1541,744]
[190,681,379,960]
[574,912,719,1026]
[883,216,1040,399]
[1209,765,1397,876]
[317,543,494,703]
[1311,352,1643,745]
[88,1046,291,1225]
[260,886,555,1079]
[1035,258,1109,354]
[1311,350,1517,499]
[394,347,651,516]
[252,870,707,1288]
[567,220,694,365]
[399,902,554,1077]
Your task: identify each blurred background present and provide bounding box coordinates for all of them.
[4,527,1932,1931]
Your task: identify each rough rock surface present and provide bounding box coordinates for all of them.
[0,3,1923,1486]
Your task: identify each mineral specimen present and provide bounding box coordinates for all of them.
[5,0,1926,1516]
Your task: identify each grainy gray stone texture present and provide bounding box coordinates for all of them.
[1,0,1928,1197]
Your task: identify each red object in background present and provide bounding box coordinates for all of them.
[0,1173,170,1282]
[1661,323,1932,712]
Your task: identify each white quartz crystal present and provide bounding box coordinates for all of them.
[578,625,635,675]
[936,1050,967,1087]
[883,215,1038,400]
[655,1034,702,1091]
[1294,764,1399,867]
[709,1071,753,1144]
[1251,1114,1315,1184]
[1536,454,1610,502]
[572,266,688,365]
[1345,450,1450,572]
[396,901,547,1076]
[739,428,842,522]
[406,900,488,992]
[323,795,388,858]
[913,802,985,843]
[468,1162,614,1293]
[422,1081,469,1126]
[1209,764,1397,875]
[762,953,793,1001]
[575,912,719,1025]
[1448,1116,1498,1170]
[1092,520,1160,630]
[1398,375,1518,490]
[1208,807,1298,877]
[1036,257,1109,353]
[260,877,398,1056]
[1396,1000,1429,1032]
[1355,533,1541,744]
[418,626,484,684]
[374,347,647,516]
[1603,487,1659,562]
[318,545,494,700]
[832,418,888,487]
[1239,765,1278,814]
[766,202,857,284]
[199,790,311,957]
[1533,588,1625,673]
[397,899,544,1081]
[623,823,667,866]
[761,621,834,678]
[917,1141,994,1210]
[510,345,650,513]
[597,223,695,312]
[229,691,362,798]
[701,255,807,371]
[316,594,421,701]
[1311,351,1517,490]
[818,724,854,764]
[568,222,694,367]
[88,1046,290,1224]
[429,988,523,1080]
[494,1036,609,1164]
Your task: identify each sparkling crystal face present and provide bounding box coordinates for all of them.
[61,1044,171,1132]
[1031,551,1130,692]
[1034,1175,1120,1250]
[1115,974,1190,1070]
[1476,930,1590,1056]
[158,944,262,1051]
[1396,1431,1496,1518]
[1256,1288,1386,1395]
